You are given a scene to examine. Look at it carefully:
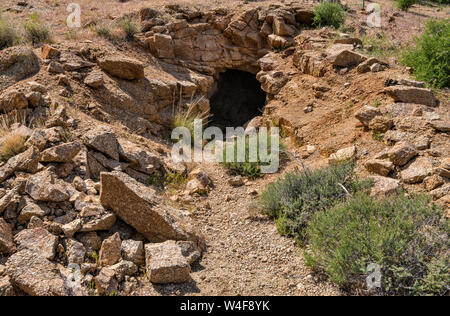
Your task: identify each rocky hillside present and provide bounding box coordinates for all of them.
[0,0,448,296]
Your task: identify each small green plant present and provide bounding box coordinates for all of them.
[23,13,50,45]
[145,169,188,191]
[221,131,285,179]
[0,13,20,50]
[396,0,417,11]
[119,17,138,40]
[305,193,449,295]
[90,251,99,264]
[402,19,450,89]
[374,99,380,108]
[312,2,345,29]
[260,161,371,245]
[372,130,383,141]
[94,23,113,39]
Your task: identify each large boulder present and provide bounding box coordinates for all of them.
[328,146,357,164]
[384,86,439,107]
[328,47,367,67]
[0,146,40,182]
[98,56,145,80]
[0,46,40,91]
[82,127,119,161]
[293,50,326,77]
[0,89,28,113]
[354,105,381,127]
[387,141,418,166]
[257,70,288,95]
[118,138,161,174]
[99,232,122,267]
[25,170,70,202]
[401,157,433,184]
[370,176,401,198]
[6,249,71,296]
[121,239,145,265]
[40,142,82,163]
[14,227,58,260]
[100,171,204,245]
[364,159,394,176]
[145,240,191,284]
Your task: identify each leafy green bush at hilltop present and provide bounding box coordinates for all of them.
[402,19,450,88]
[260,161,371,245]
[305,193,449,296]
[23,13,50,45]
[396,0,417,11]
[312,2,346,29]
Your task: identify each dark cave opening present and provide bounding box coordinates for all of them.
[209,69,266,130]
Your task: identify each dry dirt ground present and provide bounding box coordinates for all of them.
[135,161,342,296]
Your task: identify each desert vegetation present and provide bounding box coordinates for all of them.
[306,193,449,295]
[312,2,346,29]
[0,0,448,298]
[23,13,50,45]
[402,18,450,88]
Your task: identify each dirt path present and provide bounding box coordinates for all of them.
[137,162,341,296]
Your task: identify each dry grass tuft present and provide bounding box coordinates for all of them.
[172,94,210,139]
[0,110,29,162]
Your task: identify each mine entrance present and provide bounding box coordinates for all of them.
[209,70,266,130]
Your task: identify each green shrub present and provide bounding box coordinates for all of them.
[221,131,284,179]
[305,193,449,295]
[94,23,113,39]
[402,19,450,89]
[119,17,138,40]
[0,14,20,50]
[260,161,371,245]
[145,168,188,191]
[312,2,345,29]
[23,14,50,45]
[396,0,417,11]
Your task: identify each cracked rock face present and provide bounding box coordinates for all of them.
[6,249,72,296]
[145,240,191,284]
[100,171,205,247]
[0,46,40,91]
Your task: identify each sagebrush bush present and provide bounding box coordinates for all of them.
[94,23,113,39]
[260,161,371,245]
[23,14,50,44]
[221,131,284,179]
[402,19,450,89]
[0,14,20,50]
[312,2,345,29]
[305,193,449,296]
[396,0,417,11]
[119,17,138,40]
